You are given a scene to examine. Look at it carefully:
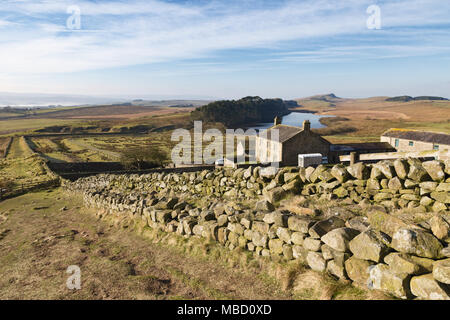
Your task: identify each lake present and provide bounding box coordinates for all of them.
[246,112,334,131]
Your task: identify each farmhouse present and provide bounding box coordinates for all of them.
[255,117,331,166]
[381,129,450,152]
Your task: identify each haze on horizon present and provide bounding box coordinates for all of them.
[1,0,450,100]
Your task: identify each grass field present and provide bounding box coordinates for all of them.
[0,136,59,193]
[29,134,176,163]
[30,138,75,163]
[0,118,82,135]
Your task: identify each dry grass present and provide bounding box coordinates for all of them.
[294,97,450,143]
[0,189,287,299]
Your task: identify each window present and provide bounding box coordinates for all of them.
[409,141,414,147]
[394,139,399,147]
[433,144,439,150]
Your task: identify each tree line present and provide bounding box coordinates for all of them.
[190,96,292,127]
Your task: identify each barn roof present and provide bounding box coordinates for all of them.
[262,124,303,142]
[261,124,331,145]
[382,129,450,145]
[331,142,396,152]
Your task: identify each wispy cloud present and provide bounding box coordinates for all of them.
[0,0,449,99]
[0,0,449,75]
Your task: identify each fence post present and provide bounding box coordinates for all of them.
[350,152,359,165]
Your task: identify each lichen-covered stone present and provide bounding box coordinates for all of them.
[430,191,450,204]
[276,227,292,244]
[287,216,314,233]
[227,222,244,235]
[410,273,450,300]
[309,165,327,183]
[264,187,287,203]
[384,253,431,275]
[433,258,450,285]
[303,237,322,252]
[291,232,305,245]
[333,186,349,198]
[327,260,347,279]
[388,177,403,191]
[283,244,294,260]
[429,215,450,241]
[347,162,370,180]
[422,160,446,182]
[292,245,308,261]
[349,229,391,262]
[391,228,443,259]
[306,251,327,272]
[368,264,411,299]
[263,212,288,227]
[366,210,409,236]
[331,164,350,183]
[408,161,429,182]
[366,179,381,191]
[436,183,450,192]
[441,247,450,258]
[370,166,384,180]
[308,217,345,238]
[344,256,374,285]
[374,193,393,202]
[420,196,434,207]
[321,227,360,252]
[345,216,370,233]
[375,161,395,179]
[255,200,275,212]
[252,231,268,248]
[394,159,409,179]
[269,238,284,255]
[432,201,448,212]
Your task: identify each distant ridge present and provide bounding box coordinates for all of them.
[308,93,342,102]
[386,95,448,102]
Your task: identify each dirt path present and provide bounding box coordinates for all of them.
[0,189,291,300]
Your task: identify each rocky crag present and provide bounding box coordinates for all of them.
[66,158,450,300]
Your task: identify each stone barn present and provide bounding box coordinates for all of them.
[255,117,331,166]
[381,129,450,152]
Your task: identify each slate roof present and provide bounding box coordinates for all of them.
[260,124,331,145]
[263,124,303,142]
[331,142,396,152]
[382,129,450,145]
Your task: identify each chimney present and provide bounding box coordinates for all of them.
[303,120,311,131]
[274,116,281,126]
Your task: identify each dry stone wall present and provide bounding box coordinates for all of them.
[66,158,450,300]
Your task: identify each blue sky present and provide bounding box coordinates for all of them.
[0,0,450,100]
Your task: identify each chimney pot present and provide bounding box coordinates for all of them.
[274,116,282,126]
[303,120,311,131]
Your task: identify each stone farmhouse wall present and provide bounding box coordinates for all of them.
[381,135,450,153]
[66,158,450,300]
